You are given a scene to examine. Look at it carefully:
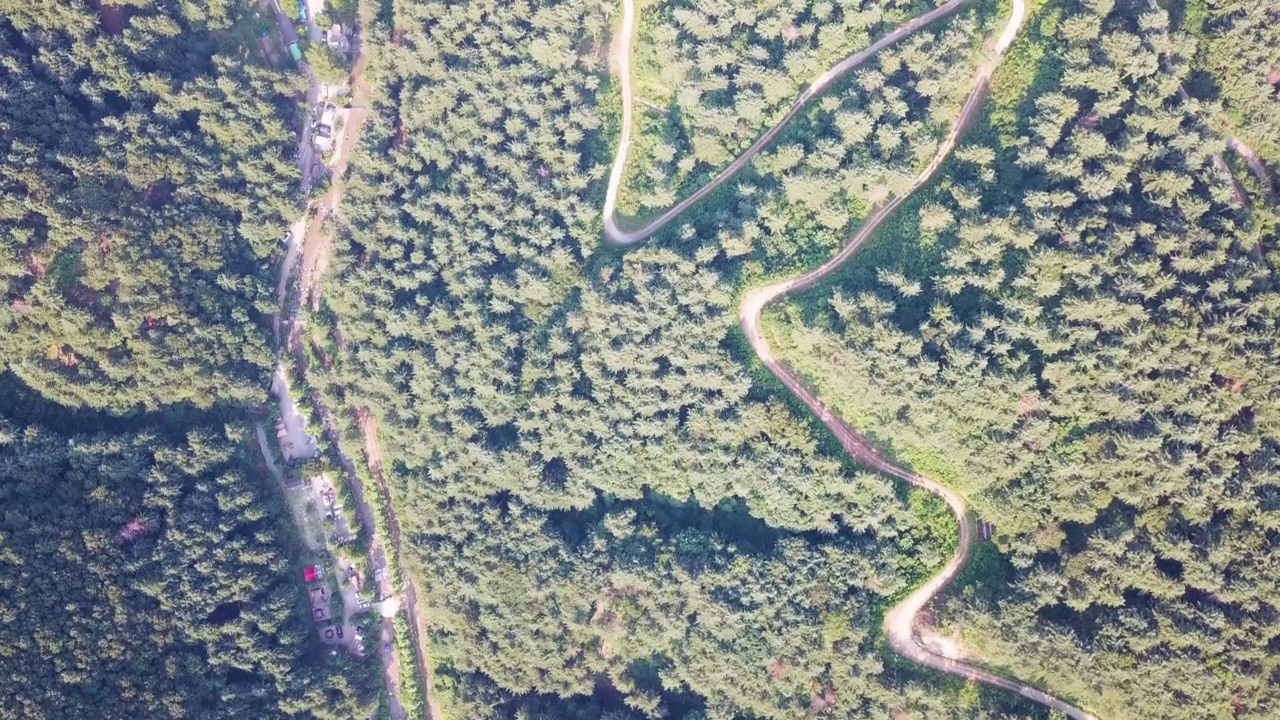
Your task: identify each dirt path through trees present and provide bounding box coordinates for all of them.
[603,0,1096,717]
[1226,137,1274,196]
[299,107,367,311]
[260,11,423,713]
[355,411,443,720]
[602,0,973,245]
[1141,0,1273,207]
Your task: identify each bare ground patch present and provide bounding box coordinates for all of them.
[89,0,131,35]
[300,107,367,311]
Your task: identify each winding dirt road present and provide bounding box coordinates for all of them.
[603,0,1096,717]
[603,0,973,245]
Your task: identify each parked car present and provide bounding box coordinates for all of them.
[313,103,337,152]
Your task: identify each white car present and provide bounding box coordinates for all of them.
[314,103,337,152]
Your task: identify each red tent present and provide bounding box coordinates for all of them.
[303,566,319,582]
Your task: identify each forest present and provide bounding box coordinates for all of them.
[307,0,1280,717]
[0,0,300,412]
[0,414,376,718]
[764,0,1280,717]
[757,0,1280,712]
[3,0,1277,717]
[0,1,378,717]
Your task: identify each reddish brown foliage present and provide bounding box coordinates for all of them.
[1017,393,1038,417]
[808,687,837,714]
[767,659,786,680]
[1214,374,1246,393]
[119,517,152,543]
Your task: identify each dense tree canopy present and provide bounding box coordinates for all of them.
[766,0,1280,717]
[3,0,1277,716]
[0,2,375,716]
[308,0,1280,717]
[0,0,299,412]
[1196,0,1280,164]
[618,0,986,236]
[0,418,377,718]
[308,0,1057,717]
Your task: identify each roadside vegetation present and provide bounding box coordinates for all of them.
[393,614,426,718]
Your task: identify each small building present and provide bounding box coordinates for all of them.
[326,24,349,55]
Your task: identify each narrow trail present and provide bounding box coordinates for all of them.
[602,0,1096,717]
[355,410,443,720]
[1227,137,1274,197]
[1142,0,1274,204]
